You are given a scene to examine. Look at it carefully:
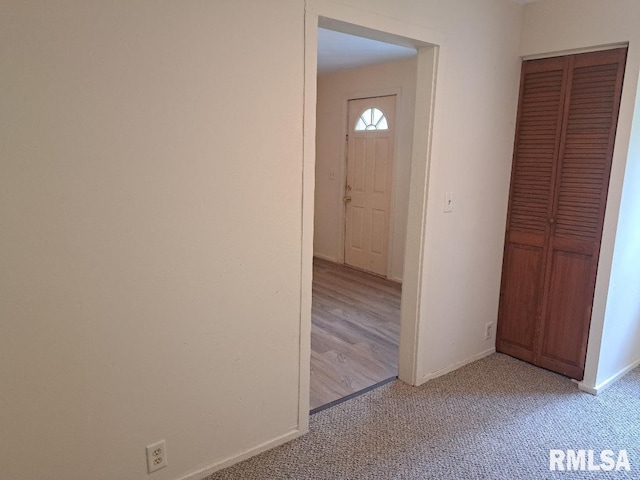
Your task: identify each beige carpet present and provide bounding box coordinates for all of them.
[208,353,639,479]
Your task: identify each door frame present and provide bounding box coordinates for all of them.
[299,1,446,433]
[340,92,400,278]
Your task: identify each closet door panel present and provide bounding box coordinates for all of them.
[496,58,568,360]
[538,48,626,379]
[537,250,594,378]
[496,244,543,360]
[554,51,625,246]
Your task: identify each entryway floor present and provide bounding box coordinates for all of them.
[310,258,401,410]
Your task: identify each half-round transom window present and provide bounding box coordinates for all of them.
[355,108,388,131]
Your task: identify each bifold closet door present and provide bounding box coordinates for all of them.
[496,48,626,380]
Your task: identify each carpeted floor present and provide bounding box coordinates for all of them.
[207,354,639,479]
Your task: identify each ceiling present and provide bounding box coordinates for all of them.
[317,28,417,74]
[317,1,540,74]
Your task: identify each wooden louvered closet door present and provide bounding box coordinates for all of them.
[496,48,626,380]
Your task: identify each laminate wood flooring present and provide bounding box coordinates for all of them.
[310,258,401,410]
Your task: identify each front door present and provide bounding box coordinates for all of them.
[344,95,396,277]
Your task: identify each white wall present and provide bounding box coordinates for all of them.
[314,58,417,281]
[0,2,304,479]
[392,0,524,382]
[0,0,528,478]
[521,0,640,391]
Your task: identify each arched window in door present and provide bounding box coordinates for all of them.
[355,107,388,131]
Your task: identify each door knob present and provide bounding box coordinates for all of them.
[346,184,352,191]
[344,195,352,203]
[549,218,555,224]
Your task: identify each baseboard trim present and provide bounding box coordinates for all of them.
[175,428,301,480]
[577,382,598,395]
[313,253,339,263]
[578,357,640,395]
[313,255,404,283]
[419,348,496,385]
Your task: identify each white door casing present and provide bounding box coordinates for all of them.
[344,95,396,277]
[302,7,443,439]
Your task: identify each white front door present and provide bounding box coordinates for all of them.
[344,95,396,277]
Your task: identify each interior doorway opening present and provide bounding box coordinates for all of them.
[309,23,423,412]
[299,9,442,430]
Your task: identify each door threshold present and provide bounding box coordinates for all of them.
[310,376,397,415]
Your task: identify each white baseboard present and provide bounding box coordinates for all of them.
[577,382,598,395]
[578,357,640,395]
[313,253,339,263]
[176,428,301,480]
[419,348,496,384]
[313,254,404,284]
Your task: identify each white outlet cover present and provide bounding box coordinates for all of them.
[146,440,168,473]
[485,323,494,340]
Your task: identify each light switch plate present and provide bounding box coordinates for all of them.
[444,192,454,213]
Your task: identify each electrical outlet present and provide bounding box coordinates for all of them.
[485,322,494,340]
[146,440,167,473]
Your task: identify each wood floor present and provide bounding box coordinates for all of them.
[310,258,401,410]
